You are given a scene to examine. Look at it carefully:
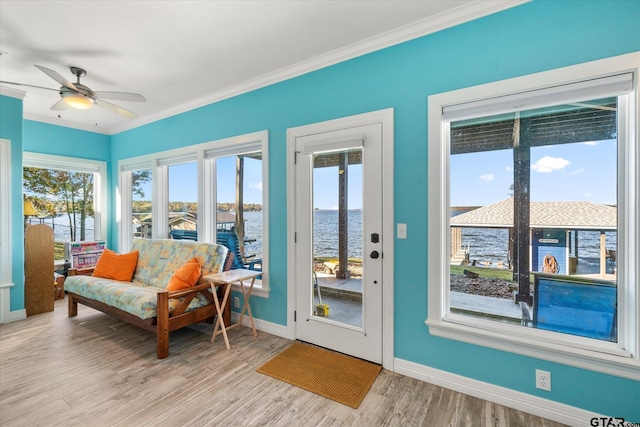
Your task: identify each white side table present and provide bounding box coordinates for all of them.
[203,269,261,349]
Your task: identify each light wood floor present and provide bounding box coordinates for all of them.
[0,298,565,427]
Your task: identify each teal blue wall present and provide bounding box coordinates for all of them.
[23,120,110,160]
[9,0,640,419]
[0,95,24,312]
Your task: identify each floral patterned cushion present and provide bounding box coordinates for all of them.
[64,275,211,319]
[64,239,228,320]
[131,239,228,288]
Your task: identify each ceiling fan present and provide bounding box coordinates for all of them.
[0,64,146,118]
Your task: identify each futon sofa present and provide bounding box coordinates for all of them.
[64,238,231,358]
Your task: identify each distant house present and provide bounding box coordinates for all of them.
[450,198,616,277]
[132,211,239,239]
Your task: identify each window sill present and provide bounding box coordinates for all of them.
[425,317,640,381]
[231,280,269,298]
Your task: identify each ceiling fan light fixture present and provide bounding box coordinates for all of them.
[61,92,95,110]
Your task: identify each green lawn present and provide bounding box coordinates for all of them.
[450,265,515,281]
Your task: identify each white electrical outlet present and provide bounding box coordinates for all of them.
[535,369,551,391]
[234,297,240,309]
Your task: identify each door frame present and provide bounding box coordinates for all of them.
[286,108,394,370]
[0,139,14,324]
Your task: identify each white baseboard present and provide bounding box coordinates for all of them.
[10,309,26,323]
[231,312,289,339]
[394,358,602,427]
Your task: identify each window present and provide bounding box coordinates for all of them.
[427,53,639,379]
[214,152,264,270]
[168,161,197,239]
[131,168,152,239]
[118,131,269,295]
[23,153,107,262]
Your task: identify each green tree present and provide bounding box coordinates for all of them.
[23,167,94,241]
[132,169,152,198]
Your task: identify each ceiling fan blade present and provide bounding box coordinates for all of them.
[50,100,69,111]
[93,91,146,102]
[34,64,78,91]
[0,80,58,92]
[95,98,137,119]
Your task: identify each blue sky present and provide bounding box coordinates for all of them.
[134,140,614,209]
[133,156,263,204]
[450,139,617,207]
[133,156,364,209]
[313,164,362,210]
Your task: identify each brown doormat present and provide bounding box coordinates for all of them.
[256,342,381,409]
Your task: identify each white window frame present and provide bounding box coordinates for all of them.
[23,152,108,245]
[426,52,640,380]
[118,130,270,296]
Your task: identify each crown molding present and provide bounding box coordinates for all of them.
[109,0,529,134]
[0,85,27,99]
[23,112,110,135]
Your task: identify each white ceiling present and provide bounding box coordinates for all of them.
[0,1,524,135]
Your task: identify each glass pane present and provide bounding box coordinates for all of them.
[449,97,618,341]
[168,162,197,239]
[131,168,152,239]
[215,153,263,272]
[312,149,363,327]
[23,167,95,261]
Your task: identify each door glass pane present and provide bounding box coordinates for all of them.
[312,149,363,327]
[131,168,152,239]
[168,162,197,239]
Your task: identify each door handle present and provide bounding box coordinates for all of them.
[370,251,379,259]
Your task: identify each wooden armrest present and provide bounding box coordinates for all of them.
[161,282,222,318]
[68,267,95,276]
[166,282,213,299]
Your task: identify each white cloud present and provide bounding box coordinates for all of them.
[249,182,262,191]
[583,141,598,146]
[505,166,513,172]
[480,173,494,182]
[531,156,570,173]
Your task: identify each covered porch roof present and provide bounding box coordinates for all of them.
[450,198,616,230]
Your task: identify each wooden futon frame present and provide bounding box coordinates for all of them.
[67,254,233,359]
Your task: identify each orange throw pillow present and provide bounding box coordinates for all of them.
[92,249,139,282]
[166,257,202,291]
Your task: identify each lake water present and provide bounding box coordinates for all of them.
[29,216,96,242]
[313,210,362,259]
[34,210,363,260]
[36,209,614,265]
[245,210,364,259]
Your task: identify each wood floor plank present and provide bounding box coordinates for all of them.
[0,298,567,426]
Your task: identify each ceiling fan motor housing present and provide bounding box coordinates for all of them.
[60,85,95,109]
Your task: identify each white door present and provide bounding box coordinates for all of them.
[294,123,383,363]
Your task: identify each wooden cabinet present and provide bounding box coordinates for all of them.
[24,224,54,315]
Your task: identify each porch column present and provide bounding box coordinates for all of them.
[513,116,533,304]
[600,231,606,276]
[337,153,349,279]
[235,156,245,257]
